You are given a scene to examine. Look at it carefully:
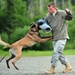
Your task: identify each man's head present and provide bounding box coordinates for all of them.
[48,2,57,14]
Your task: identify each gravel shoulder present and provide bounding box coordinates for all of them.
[0,55,75,75]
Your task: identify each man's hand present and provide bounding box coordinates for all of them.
[65,8,70,13]
[65,8,73,20]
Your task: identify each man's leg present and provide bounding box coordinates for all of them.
[45,40,61,74]
[51,39,67,66]
[56,40,72,73]
[45,39,72,74]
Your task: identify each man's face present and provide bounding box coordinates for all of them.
[48,6,56,14]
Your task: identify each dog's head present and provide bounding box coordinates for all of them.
[30,22,41,32]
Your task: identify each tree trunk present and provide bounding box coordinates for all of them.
[62,0,64,9]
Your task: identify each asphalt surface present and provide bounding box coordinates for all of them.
[0,55,75,75]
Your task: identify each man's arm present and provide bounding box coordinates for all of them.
[65,8,73,20]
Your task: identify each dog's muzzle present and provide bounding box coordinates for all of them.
[38,19,52,33]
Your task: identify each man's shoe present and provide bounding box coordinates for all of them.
[63,63,72,73]
[45,65,55,74]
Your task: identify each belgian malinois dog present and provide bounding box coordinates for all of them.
[0,22,52,70]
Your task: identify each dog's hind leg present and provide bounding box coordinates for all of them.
[6,54,15,69]
[12,47,22,70]
[12,54,22,70]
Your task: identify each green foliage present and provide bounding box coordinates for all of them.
[9,26,29,44]
[0,0,75,50]
[13,0,27,27]
[0,33,8,42]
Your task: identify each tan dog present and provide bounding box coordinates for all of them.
[0,22,52,70]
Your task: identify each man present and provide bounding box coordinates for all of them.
[43,2,73,74]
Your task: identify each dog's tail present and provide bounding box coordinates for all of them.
[0,53,8,62]
[0,36,11,47]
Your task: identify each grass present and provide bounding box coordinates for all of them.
[0,49,75,57]
[22,49,75,56]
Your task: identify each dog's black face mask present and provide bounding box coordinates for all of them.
[30,23,41,32]
[30,22,42,31]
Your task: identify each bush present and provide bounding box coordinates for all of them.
[0,32,8,42]
[9,26,29,44]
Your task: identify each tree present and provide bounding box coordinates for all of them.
[0,0,7,33]
[0,0,27,34]
[5,0,14,34]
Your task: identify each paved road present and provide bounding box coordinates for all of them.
[0,55,75,75]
